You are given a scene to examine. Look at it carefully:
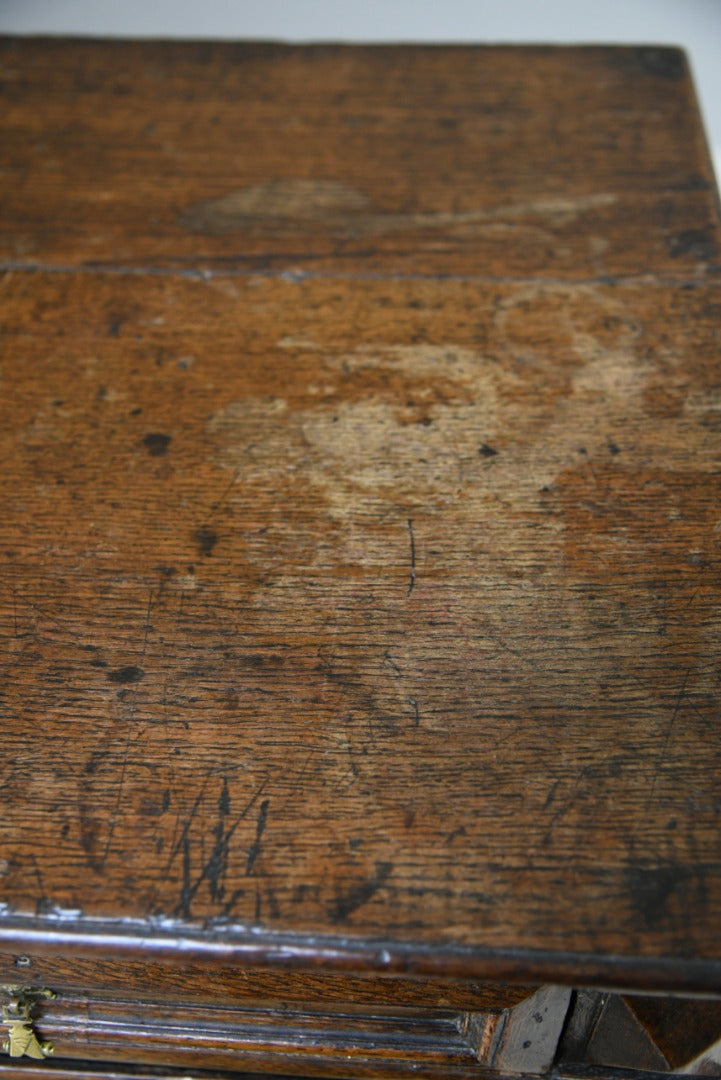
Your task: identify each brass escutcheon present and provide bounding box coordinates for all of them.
[1,987,56,1059]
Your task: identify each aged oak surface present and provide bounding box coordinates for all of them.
[1,33,721,1044]
[0,39,718,281]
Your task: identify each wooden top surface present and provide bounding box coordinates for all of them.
[1,39,721,992]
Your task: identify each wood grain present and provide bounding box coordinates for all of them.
[0,952,532,1011]
[1,39,721,1009]
[0,39,718,281]
[2,267,721,985]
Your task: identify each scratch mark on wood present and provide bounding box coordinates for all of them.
[167,781,210,867]
[221,886,246,917]
[446,825,467,843]
[205,776,231,902]
[209,466,241,513]
[266,883,281,918]
[171,778,269,918]
[384,650,402,676]
[410,697,420,726]
[647,668,691,810]
[543,779,561,810]
[179,834,192,919]
[407,517,416,595]
[28,600,64,631]
[11,576,18,637]
[246,798,270,875]
[29,853,47,912]
[142,589,154,657]
[102,723,143,866]
[541,767,590,847]
[330,860,393,922]
[484,626,541,670]
[276,752,313,811]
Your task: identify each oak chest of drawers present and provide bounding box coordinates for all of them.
[1,36,721,1080]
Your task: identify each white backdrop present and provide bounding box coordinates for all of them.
[1,0,719,181]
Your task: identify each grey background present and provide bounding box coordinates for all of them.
[1,0,719,184]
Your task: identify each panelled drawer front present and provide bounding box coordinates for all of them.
[0,953,544,1077]
[12,992,499,1078]
[2,980,576,1078]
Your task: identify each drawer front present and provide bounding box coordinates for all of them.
[0,978,572,1079]
[2,991,494,1078]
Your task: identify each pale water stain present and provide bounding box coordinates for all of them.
[181,179,616,237]
[181,179,371,233]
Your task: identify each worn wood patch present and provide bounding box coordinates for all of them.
[1,270,720,982]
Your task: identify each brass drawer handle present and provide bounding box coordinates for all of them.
[1,987,55,1060]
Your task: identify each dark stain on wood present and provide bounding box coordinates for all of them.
[625,864,707,931]
[193,525,218,556]
[107,665,145,685]
[246,799,269,876]
[142,432,172,456]
[668,226,718,261]
[331,861,394,923]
